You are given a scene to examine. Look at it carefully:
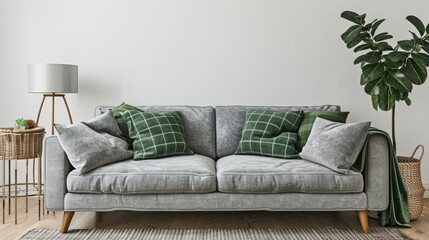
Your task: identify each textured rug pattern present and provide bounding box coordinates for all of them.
[20,228,408,240]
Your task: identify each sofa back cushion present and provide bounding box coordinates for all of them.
[96,106,216,159]
[215,105,341,158]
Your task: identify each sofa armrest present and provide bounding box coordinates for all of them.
[365,135,389,211]
[44,136,73,211]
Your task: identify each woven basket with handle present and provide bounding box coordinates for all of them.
[397,145,425,220]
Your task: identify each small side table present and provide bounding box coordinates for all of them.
[0,127,45,224]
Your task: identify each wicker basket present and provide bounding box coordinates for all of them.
[397,145,425,221]
[0,127,45,160]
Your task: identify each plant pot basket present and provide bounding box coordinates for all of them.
[397,145,425,221]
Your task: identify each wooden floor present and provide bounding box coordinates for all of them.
[0,197,428,240]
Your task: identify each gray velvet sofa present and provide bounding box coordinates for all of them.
[44,105,388,233]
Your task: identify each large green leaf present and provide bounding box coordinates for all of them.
[427,23,429,34]
[354,54,366,65]
[354,43,371,52]
[364,51,382,64]
[373,32,393,42]
[341,25,362,44]
[406,15,425,36]
[412,53,429,67]
[384,59,404,69]
[341,11,363,25]
[346,34,366,48]
[379,87,395,111]
[364,75,384,95]
[362,63,385,84]
[371,95,378,110]
[423,45,429,54]
[410,31,420,42]
[385,70,412,92]
[371,19,385,36]
[398,40,414,51]
[387,51,409,62]
[376,42,393,51]
[405,58,428,85]
[417,53,429,66]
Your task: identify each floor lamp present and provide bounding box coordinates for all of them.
[28,64,78,135]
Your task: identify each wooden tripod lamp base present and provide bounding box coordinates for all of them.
[35,93,74,135]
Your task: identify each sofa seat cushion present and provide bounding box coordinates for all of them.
[67,154,216,194]
[216,155,363,193]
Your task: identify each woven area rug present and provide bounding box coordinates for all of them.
[20,228,408,240]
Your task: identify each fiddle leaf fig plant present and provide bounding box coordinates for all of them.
[340,11,429,150]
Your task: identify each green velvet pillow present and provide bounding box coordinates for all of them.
[111,102,143,139]
[235,110,304,159]
[122,110,193,160]
[297,111,350,152]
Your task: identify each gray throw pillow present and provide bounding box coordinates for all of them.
[83,110,122,138]
[299,117,370,174]
[55,123,133,175]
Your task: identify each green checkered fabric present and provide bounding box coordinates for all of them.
[111,102,143,139]
[235,110,304,159]
[297,111,349,152]
[122,110,193,160]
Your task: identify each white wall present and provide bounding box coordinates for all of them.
[1,0,428,191]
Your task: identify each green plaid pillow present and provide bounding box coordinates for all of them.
[235,110,304,159]
[111,102,143,139]
[297,111,349,152]
[122,110,193,160]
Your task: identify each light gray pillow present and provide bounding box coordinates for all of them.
[55,123,133,175]
[83,110,122,138]
[299,117,370,174]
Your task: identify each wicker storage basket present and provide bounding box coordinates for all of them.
[397,145,425,221]
[0,127,45,160]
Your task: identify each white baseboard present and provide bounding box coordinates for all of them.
[424,184,429,199]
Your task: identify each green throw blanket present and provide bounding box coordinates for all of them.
[351,127,410,227]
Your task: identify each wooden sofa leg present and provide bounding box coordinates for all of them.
[357,210,369,234]
[61,211,75,233]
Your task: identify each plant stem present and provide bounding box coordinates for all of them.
[391,34,429,153]
[392,104,396,152]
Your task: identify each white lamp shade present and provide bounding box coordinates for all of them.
[28,63,78,93]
